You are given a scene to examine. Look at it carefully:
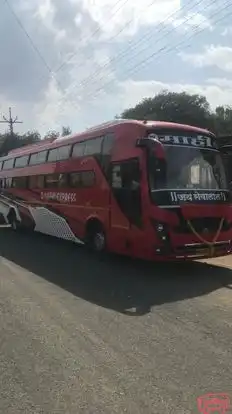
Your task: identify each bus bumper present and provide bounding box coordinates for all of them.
[154,239,232,261]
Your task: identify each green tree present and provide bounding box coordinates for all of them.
[212,106,232,135]
[0,130,41,156]
[21,130,41,146]
[61,126,72,136]
[120,90,212,129]
[43,130,60,140]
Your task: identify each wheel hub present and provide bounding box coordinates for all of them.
[94,232,105,251]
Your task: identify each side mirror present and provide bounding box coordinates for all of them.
[136,135,164,158]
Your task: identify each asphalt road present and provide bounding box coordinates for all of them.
[0,227,232,413]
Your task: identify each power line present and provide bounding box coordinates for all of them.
[54,0,132,74]
[58,0,179,94]
[3,0,132,134]
[0,107,23,136]
[36,0,232,133]
[62,0,212,99]
[3,0,231,134]
[82,1,232,105]
[3,0,52,76]
[40,0,222,127]
[3,0,71,106]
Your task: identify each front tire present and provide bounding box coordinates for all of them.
[7,210,21,231]
[92,230,106,253]
[85,221,106,254]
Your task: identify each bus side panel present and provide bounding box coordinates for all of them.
[70,160,111,241]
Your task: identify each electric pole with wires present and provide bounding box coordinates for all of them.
[0,107,23,136]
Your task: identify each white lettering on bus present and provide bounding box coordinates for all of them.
[40,192,76,203]
[170,191,226,203]
[148,134,217,149]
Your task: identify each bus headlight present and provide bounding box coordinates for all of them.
[151,219,170,241]
[151,220,172,254]
[154,222,169,240]
[157,223,164,232]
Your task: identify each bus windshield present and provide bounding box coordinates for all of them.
[149,146,228,191]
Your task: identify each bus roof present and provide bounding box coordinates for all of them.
[3,119,213,159]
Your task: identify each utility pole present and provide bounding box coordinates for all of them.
[0,107,23,136]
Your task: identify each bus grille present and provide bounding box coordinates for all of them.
[174,241,231,257]
[174,216,231,234]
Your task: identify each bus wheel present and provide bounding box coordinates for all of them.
[11,219,19,231]
[8,211,20,231]
[85,221,106,254]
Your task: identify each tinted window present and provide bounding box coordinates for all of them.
[81,171,95,187]
[111,159,140,190]
[101,133,115,174]
[84,137,103,156]
[3,158,14,170]
[69,171,95,188]
[12,176,28,188]
[72,142,86,158]
[112,165,122,188]
[28,175,45,188]
[102,133,115,155]
[69,172,81,188]
[111,159,142,227]
[48,145,71,162]
[5,177,12,187]
[29,151,47,165]
[45,173,67,188]
[15,155,29,168]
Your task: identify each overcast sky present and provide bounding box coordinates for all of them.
[0,0,231,136]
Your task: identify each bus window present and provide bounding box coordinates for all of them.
[111,159,142,227]
[15,155,29,168]
[29,151,48,165]
[3,158,15,170]
[69,171,95,188]
[28,175,45,189]
[81,171,95,187]
[72,142,86,158]
[48,145,71,162]
[101,133,115,174]
[69,172,81,188]
[12,176,28,188]
[112,160,140,190]
[84,137,103,156]
[45,173,67,188]
[57,145,71,160]
[102,133,115,155]
[112,165,122,188]
[5,177,12,188]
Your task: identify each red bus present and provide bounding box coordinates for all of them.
[0,119,231,261]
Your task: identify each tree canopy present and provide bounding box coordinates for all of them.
[61,126,72,136]
[120,90,232,137]
[0,125,72,156]
[0,130,41,157]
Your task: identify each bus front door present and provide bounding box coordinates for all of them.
[109,158,143,253]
